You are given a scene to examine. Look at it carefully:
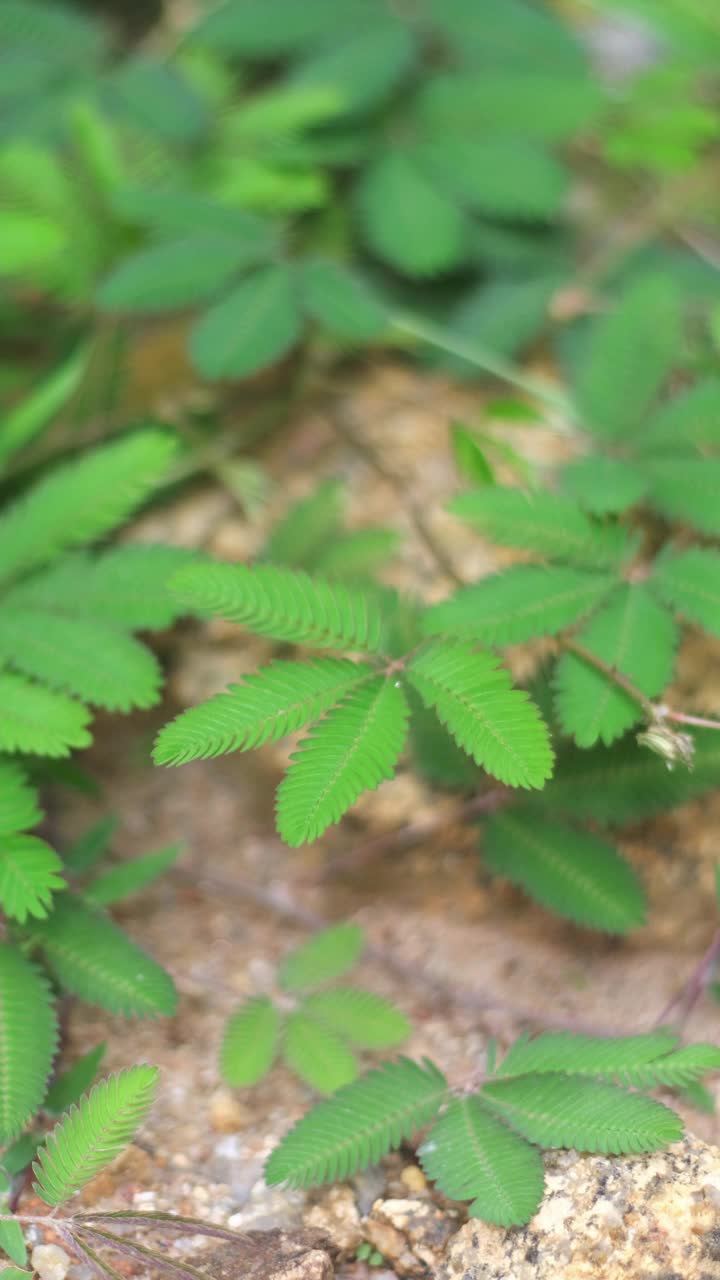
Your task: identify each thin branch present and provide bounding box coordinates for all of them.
[564,641,720,733]
[654,926,720,1030]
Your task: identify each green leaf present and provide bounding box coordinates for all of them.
[540,729,720,824]
[559,456,649,515]
[574,274,681,440]
[450,424,495,486]
[607,1044,720,1090]
[265,1057,448,1188]
[436,276,561,369]
[449,487,634,569]
[0,343,90,466]
[0,1134,39,1178]
[63,816,118,873]
[417,70,603,142]
[105,57,208,144]
[84,844,181,906]
[280,924,363,993]
[407,641,553,790]
[0,674,91,757]
[408,695,479,791]
[0,834,64,922]
[289,22,416,114]
[262,481,343,568]
[0,211,66,275]
[312,529,400,579]
[480,1074,682,1154]
[111,187,273,240]
[192,0,368,57]
[356,151,468,277]
[33,1065,159,1207]
[276,678,410,846]
[0,613,161,711]
[284,1012,358,1094]
[154,659,373,766]
[423,566,614,647]
[482,811,646,933]
[189,265,302,381]
[8,546,196,631]
[169,562,386,652]
[0,761,41,834]
[0,430,177,585]
[0,944,57,1142]
[419,1096,544,1226]
[417,138,568,221]
[304,988,410,1049]
[97,234,270,314]
[0,1207,27,1267]
[497,1031,678,1079]
[301,260,387,341]
[220,998,282,1088]
[43,1044,107,1114]
[652,547,720,638]
[638,378,720,454]
[31,893,177,1018]
[645,458,720,535]
[553,585,678,746]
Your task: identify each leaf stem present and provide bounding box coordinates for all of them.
[654,926,720,1029]
[564,641,720,732]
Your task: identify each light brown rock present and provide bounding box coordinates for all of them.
[365,1197,458,1277]
[304,1186,362,1252]
[194,1229,335,1280]
[437,1134,720,1279]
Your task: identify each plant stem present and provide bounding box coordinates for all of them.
[564,641,720,732]
[392,313,574,423]
[654,926,720,1029]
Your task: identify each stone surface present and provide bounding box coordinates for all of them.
[31,1244,71,1280]
[304,1186,363,1253]
[365,1197,459,1277]
[194,1229,335,1280]
[437,1134,720,1279]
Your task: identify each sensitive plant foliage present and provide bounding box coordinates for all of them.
[266,1030,720,1226]
[0,815,178,1149]
[221,924,410,1094]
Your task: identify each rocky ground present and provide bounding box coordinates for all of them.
[23,364,720,1278]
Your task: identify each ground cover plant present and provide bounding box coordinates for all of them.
[3,0,720,1255]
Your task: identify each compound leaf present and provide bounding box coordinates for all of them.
[280,923,363,993]
[262,481,343,569]
[284,1012,358,1094]
[155,658,372,766]
[559,456,649,515]
[190,265,302,381]
[645,458,720,536]
[481,1073,682,1154]
[192,0,366,56]
[496,1030,678,1079]
[408,641,553,789]
[449,487,633,570]
[169,562,386,652]
[33,1066,159,1207]
[0,431,177,585]
[97,233,269,313]
[574,274,680,440]
[0,674,91,757]
[289,21,416,115]
[553,584,677,746]
[0,834,64,922]
[0,944,57,1142]
[419,1096,544,1226]
[0,760,41,834]
[301,260,387,341]
[482,811,646,933]
[423,565,614,646]
[638,378,720,454]
[304,988,410,1049]
[220,997,282,1088]
[276,678,410,845]
[418,138,568,221]
[652,547,720,638]
[31,893,177,1018]
[265,1057,448,1187]
[0,613,161,711]
[84,844,181,906]
[356,151,468,277]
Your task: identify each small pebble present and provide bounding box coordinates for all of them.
[31,1244,71,1280]
[400,1166,427,1194]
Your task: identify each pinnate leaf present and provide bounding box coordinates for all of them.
[43,1044,107,1115]
[280,923,363,993]
[84,844,181,906]
[419,1096,544,1226]
[190,265,302,380]
[276,678,410,845]
[408,641,553,789]
[645,458,720,536]
[97,234,269,313]
[33,1066,159,1206]
[449,487,633,569]
[304,988,410,1049]
[0,760,41,834]
[356,151,468,277]
[301,260,387,340]
[638,378,720,453]
[0,834,64,922]
[652,548,720,638]
[560,456,648,515]
[481,1073,682,1153]
[284,1012,358,1094]
[497,1030,678,1079]
[265,1057,448,1188]
[0,674,91,757]
[482,811,646,933]
[553,584,677,747]
[423,565,614,646]
[0,944,57,1142]
[154,659,373,765]
[220,998,281,1087]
